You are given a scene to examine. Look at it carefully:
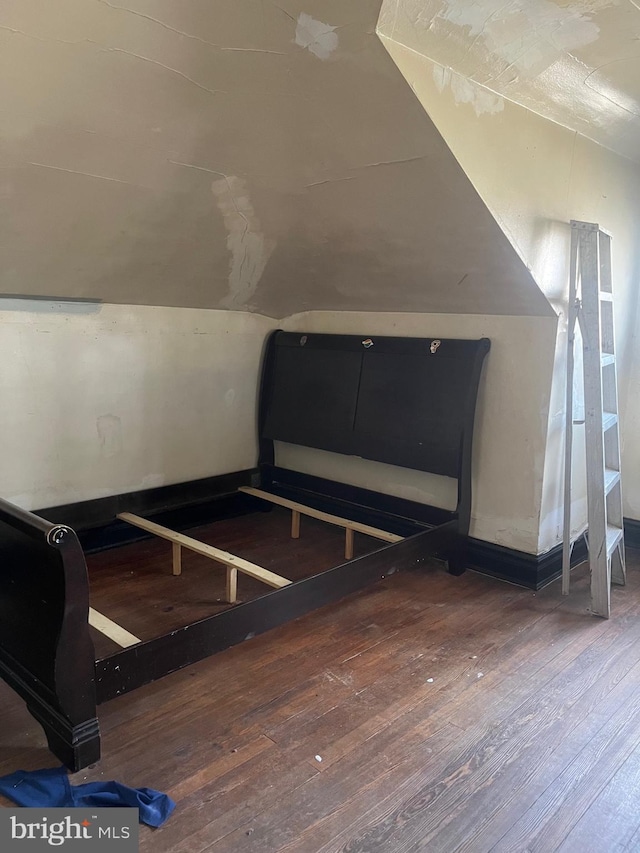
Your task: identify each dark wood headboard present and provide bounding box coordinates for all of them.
[258,331,490,475]
[256,331,490,541]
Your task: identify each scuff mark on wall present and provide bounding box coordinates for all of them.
[433,65,504,116]
[211,176,275,310]
[295,13,338,59]
[97,414,122,458]
[140,473,165,489]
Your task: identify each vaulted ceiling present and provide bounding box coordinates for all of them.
[0,0,552,317]
[379,0,640,163]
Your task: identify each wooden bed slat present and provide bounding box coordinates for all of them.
[240,487,404,544]
[116,512,291,590]
[88,607,141,649]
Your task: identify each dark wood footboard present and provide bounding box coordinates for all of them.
[0,498,99,770]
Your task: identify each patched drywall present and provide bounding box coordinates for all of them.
[295,13,338,60]
[0,0,550,318]
[0,301,276,510]
[379,0,640,162]
[211,175,275,310]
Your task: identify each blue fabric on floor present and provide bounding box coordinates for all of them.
[0,767,175,828]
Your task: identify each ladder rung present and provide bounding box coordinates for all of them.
[600,292,613,302]
[602,412,618,431]
[605,468,621,495]
[601,354,615,367]
[606,525,623,557]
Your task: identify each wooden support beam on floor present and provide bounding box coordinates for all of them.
[116,513,291,598]
[88,607,141,649]
[239,487,404,549]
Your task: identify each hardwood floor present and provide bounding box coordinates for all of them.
[1,508,640,852]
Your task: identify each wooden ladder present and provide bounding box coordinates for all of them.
[562,220,625,618]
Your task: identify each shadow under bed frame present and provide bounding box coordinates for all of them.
[0,331,490,770]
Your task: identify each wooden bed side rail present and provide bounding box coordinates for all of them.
[0,497,100,771]
[95,523,453,704]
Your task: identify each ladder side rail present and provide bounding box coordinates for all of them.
[599,231,626,587]
[579,227,610,618]
[562,225,580,595]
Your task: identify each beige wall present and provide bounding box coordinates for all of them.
[381,37,640,550]
[281,311,557,555]
[0,301,275,510]
[0,0,549,319]
[3,301,558,554]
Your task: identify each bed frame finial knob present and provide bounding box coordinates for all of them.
[47,526,69,546]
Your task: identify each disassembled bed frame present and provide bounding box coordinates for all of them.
[0,331,489,770]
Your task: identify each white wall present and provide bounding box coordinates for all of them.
[381,37,640,551]
[0,301,276,510]
[281,311,557,555]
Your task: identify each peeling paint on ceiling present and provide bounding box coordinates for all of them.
[378,0,640,161]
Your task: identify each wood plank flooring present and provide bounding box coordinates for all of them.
[1,508,640,852]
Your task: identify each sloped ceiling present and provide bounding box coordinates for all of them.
[378,0,640,163]
[0,0,552,317]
